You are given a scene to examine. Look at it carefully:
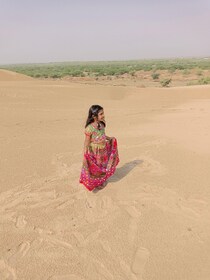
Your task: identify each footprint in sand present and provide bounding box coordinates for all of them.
[128,219,139,245]
[141,157,166,176]
[15,215,27,228]
[45,236,73,250]
[0,259,17,280]
[120,260,137,280]
[51,154,73,179]
[94,261,114,280]
[73,232,85,247]
[131,247,150,276]
[126,206,141,245]
[55,199,74,210]
[125,206,141,218]
[100,240,111,253]
[8,241,31,262]
[0,211,16,223]
[74,230,101,247]
[30,237,44,249]
[100,196,113,209]
[85,196,96,209]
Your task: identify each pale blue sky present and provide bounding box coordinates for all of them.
[0,0,210,64]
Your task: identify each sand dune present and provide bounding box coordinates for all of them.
[0,69,33,81]
[0,75,210,280]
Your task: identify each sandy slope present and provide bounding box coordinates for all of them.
[0,69,33,81]
[0,72,210,280]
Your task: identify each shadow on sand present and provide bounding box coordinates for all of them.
[93,159,143,193]
[109,159,143,182]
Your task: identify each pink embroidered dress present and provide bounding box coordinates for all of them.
[79,123,119,191]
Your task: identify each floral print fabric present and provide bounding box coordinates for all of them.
[79,123,119,191]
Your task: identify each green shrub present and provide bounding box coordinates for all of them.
[183,69,190,75]
[51,74,61,78]
[105,69,117,76]
[32,73,41,78]
[129,70,136,76]
[196,70,203,76]
[198,77,210,85]
[187,81,197,86]
[168,67,176,73]
[151,73,160,80]
[70,70,84,77]
[160,78,172,87]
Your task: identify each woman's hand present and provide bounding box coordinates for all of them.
[106,136,114,145]
[84,134,91,153]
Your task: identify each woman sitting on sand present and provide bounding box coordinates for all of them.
[79,105,119,191]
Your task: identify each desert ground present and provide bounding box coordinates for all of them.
[0,69,210,280]
[59,68,210,88]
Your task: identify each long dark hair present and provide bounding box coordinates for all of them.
[85,105,106,128]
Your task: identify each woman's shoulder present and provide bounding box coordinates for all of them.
[84,124,94,136]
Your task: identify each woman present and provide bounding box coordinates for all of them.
[79,105,119,191]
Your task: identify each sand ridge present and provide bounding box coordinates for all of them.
[0,69,33,81]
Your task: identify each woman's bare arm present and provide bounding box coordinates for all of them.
[84,134,91,154]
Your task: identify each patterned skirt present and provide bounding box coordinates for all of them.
[79,138,119,191]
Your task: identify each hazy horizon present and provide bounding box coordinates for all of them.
[1,0,210,64]
[1,56,210,67]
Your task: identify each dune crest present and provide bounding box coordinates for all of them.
[0,69,33,81]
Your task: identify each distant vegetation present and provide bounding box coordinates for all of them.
[1,58,210,87]
[1,58,210,78]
